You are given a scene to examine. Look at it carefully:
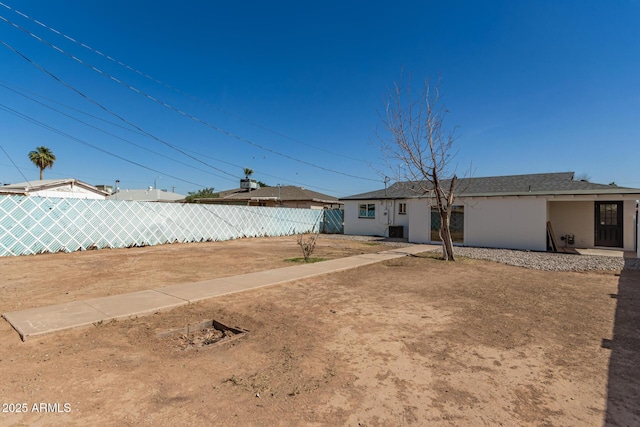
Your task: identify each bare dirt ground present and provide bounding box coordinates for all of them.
[1,236,638,426]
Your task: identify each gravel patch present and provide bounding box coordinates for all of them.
[432,246,640,271]
[321,234,640,271]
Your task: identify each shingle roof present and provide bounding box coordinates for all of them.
[218,185,340,203]
[341,172,640,200]
[106,188,185,202]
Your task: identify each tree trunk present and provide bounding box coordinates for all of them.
[439,210,456,261]
[39,168,43,180]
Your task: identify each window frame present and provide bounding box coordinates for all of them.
[358,203,376,219]
[398,202,407,215]
[430,205,464,243]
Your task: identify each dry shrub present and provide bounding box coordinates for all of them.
[296,233,318,262]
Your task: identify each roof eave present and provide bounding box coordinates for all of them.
[459,189,640,198]
[342,188,640,201]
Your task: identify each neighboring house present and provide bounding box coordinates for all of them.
[106,188,186,202]
[341,172,640,253]
[196,182,342,209]
[0,179,109,199]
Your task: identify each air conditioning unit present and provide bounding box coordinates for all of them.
[389,225,404,238]
[240,179,258,190]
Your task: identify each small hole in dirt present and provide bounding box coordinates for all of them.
[157,319,248,350]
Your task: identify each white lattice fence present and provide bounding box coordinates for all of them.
[0,196,323,256]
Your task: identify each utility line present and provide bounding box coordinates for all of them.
[1,106,334,228]
[0,79,149,138]
[0,103,207,188]
[0,82,237,183]
[0,0,382,168]
[1,80,352,196]
[0,14,380,183]
[0,38,239,180]
[0,143,31,184]
[0,161,152,185]
[179,146,352,196]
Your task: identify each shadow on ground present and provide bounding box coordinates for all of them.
[604,261,640,426]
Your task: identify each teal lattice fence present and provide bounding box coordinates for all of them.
[320,209,344,234]
[0,196,323,257]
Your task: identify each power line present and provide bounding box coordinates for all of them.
[0,13,381,183]
[0,81,237,183]
[178,146,353,196]
[0,161,153,185]
[0,81,352,196]
[0,79,149,138]
[0,38,240,182]
[0,103,207,188]
[0,0,383,168]
[0,143,31,184]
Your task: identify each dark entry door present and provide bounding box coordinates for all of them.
[595,202,623,247]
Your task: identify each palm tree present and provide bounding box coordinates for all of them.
[28,146,56,180]
[243,167,254,179]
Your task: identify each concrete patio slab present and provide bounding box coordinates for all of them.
[575,248,631,258]
[3,244,435,340]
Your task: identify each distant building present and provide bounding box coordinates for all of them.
[0,179,109,199]
[196,182,342,209]
[106,187,185,202]
[94,184,114,194]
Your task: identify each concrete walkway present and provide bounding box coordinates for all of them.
[3,244,435,341]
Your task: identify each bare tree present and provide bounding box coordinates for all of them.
[296,233,318,262]
[378,76,458,261]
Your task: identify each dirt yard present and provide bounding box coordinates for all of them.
[0,236,638,426]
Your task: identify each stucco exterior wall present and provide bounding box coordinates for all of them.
[548,201,594,248]
[465,197,547,251]
[407,199,431,243]
[348,196,637,253]
[391,200,410,238]
[343,200,409,237]
[549,199,637,251]
[623,200,637,252]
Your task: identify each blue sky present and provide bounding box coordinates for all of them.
[0,1,638,197]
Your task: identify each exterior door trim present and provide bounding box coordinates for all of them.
[594,201,623,248]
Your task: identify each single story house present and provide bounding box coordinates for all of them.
[0,179,109,199]
[196,183,342,209]
[106,188,186,202]
[341,172,640,254]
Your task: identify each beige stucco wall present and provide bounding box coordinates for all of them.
[549,199,638,251]
[548,201,594,248]
[465,197,548,251]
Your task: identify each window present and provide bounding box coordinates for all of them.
[358,203,375,218]
[398,202,407,215]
